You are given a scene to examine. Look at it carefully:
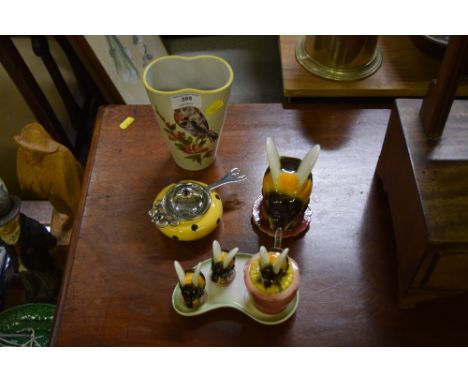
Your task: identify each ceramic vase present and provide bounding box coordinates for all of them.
[143,55,233,170]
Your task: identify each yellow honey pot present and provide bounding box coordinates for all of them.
[151,181,223,241]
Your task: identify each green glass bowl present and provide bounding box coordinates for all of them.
[0,303,56,347]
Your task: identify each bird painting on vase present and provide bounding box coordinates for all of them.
[174,107,218,142]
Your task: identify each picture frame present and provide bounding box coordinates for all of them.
[67,35,168,104]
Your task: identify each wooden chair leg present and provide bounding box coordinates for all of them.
[0,36,73,151]
[31,36,84,134]
[419,36,468,139]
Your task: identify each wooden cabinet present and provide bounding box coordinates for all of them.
[426,252,468,290]
[377,99,468,308]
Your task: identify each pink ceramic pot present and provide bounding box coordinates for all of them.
[244,253,300,314]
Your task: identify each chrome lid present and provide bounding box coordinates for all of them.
[149,168,247,228]
[164,182,211,221]
[150,182,211,227]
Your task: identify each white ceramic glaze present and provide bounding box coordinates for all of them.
[172,253,299,325]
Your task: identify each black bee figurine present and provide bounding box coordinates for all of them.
[210,240,238,286]
[174,260,206,308]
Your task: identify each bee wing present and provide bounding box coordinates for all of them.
[297,144,320,186]
[266,137,281,186]
[273,248,289,274]
[212,240,222,262]
[260,246,269,267]
[174,261,186,285]
[192,262,202,287]
[223,247,239,268]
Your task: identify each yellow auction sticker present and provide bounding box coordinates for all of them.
[119,116,135,130]
[205,100,224,116]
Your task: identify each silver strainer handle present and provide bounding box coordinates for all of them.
[148,202,179,228]
[208,168,247,190]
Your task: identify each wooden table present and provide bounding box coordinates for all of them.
[280,35,468,98]
[51,103,468,346]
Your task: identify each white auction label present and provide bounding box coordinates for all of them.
[171,94,202,109]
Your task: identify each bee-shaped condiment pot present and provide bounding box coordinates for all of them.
[174,260,206,308]
[210,240,238,285]
[243,228,300,314]
[253,137,320,238]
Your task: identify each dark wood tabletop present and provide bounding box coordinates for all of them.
[51,103,468,346]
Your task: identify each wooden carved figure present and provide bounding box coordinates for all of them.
[14,123,83,242]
